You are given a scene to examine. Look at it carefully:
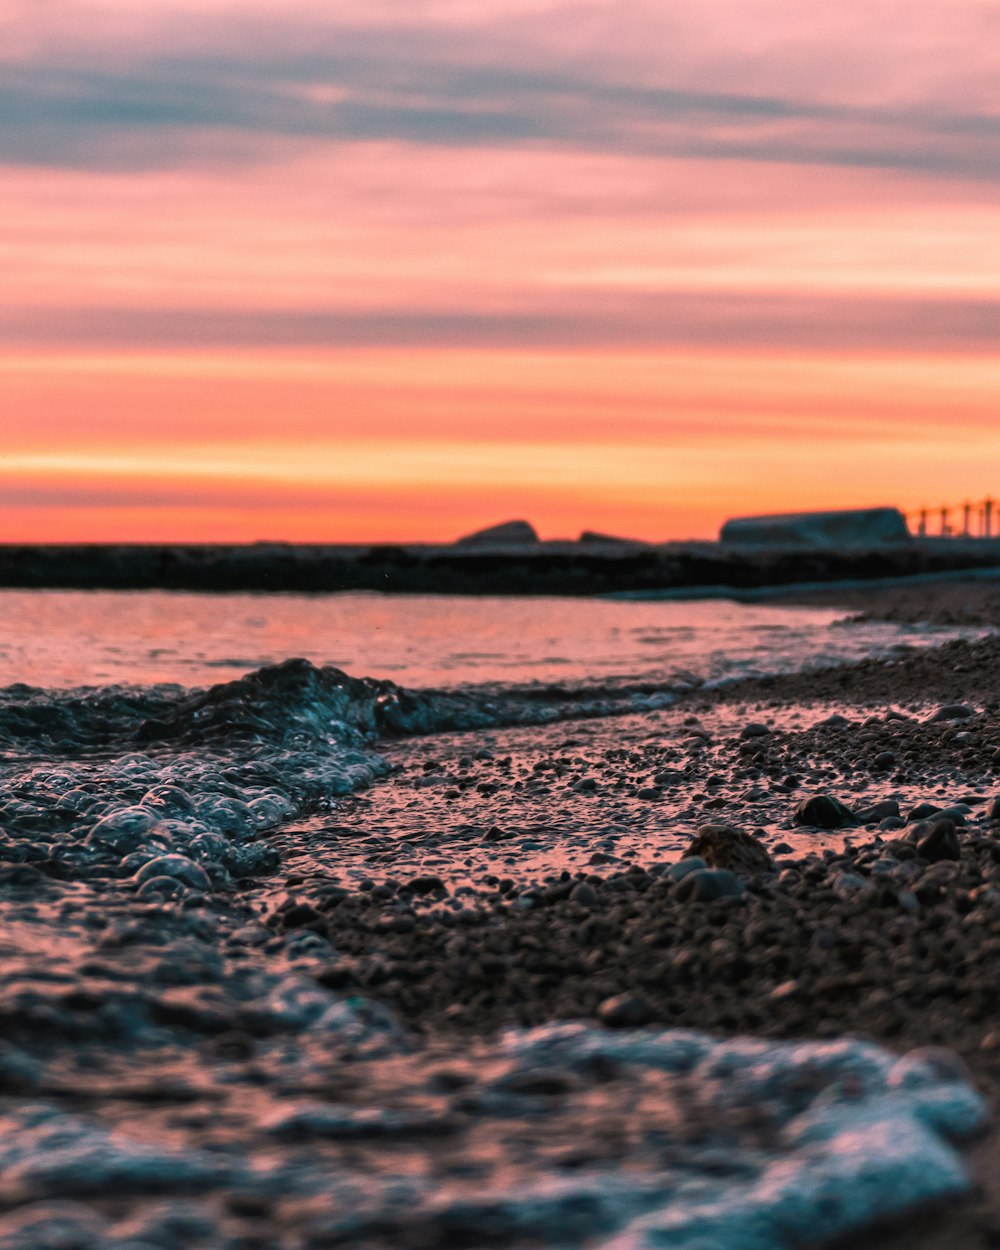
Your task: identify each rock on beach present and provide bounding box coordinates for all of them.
[683,824,774,875]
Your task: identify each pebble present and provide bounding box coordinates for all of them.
[684,824,773,875]
[569,882,598,907]
[928,704,975,723]
[915,819,961,863]
[674,868,744,903]
[667,857,707,882]
[596,993,651,1028]
[794,794,857,830]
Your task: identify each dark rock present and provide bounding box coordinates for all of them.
[684,824,773,875]
[872,751,896,771]
[403,875,446,895]
[856,799,901,822]
[569,882,598,907]
[928,704,975,723]
[596,993,651,1028]
[276,901,323,931]
[740,723,771,739]
[674,868,744,903]
[915,819,961,863]
[907,802,943,822]
[793,795,856,830]
[636,787,662,801]
[667,856,706,882]
[988,797,1000,823]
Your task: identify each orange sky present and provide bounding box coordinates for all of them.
[3,1,999,542]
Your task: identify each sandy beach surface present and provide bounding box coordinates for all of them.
[1,578,1000,1248]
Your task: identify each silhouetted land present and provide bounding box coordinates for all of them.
[2,538,1000,596]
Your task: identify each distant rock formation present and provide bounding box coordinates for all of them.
[578,530,646,546]
[720,508,911,548]
[455,520,539,547]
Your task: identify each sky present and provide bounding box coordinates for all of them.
[3,0,999,543]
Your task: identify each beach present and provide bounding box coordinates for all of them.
[0,580,998,1247]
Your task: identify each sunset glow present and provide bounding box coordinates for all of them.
[4,0,999,542]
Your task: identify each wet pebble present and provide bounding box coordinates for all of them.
[793,794,856,830]
[596,993,651,1028]
[928,703,975,723]
[914,819,961,863]
[674,868,743,903]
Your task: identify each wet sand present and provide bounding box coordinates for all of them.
[780,577,1000,628]
[2,579,1000,1247]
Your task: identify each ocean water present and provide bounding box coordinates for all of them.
[0,588,981,689]
[0,589,990,1249]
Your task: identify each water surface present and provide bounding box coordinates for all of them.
[0,589,978,690]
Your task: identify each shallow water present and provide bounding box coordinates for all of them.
[0,589,983,689]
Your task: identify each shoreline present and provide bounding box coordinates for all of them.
[263,585,1000,1248]
[0,581,999,1245]
[2,539,1000,598]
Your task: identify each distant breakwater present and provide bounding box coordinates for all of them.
[3,539,1000,597]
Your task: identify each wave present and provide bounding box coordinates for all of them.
[0,659,687,890]
[0,657,685,755]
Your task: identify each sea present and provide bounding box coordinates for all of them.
[0,588,990,1250]
[0,587,979,690]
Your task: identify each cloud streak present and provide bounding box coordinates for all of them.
[3,18,1000,178]
[2,293,999,353]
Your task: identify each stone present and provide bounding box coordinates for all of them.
[988,797,1000,823]
[915,819,960,863]
[569,882,598,907]
[793,795,857,830]
[740,723,771,739]
[674,868,744,903]
[668,857,707,882]
[873,751,896,771]
[856,799,901,822]
[928,704,975,723]
[684,825,773,875]
[596,993,651,1028]
[403,875,446,895]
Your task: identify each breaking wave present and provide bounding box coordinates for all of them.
[0,659,685,893]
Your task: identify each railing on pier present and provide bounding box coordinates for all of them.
[908,498,996,539]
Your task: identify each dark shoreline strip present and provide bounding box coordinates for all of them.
[1,541,1000,597]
